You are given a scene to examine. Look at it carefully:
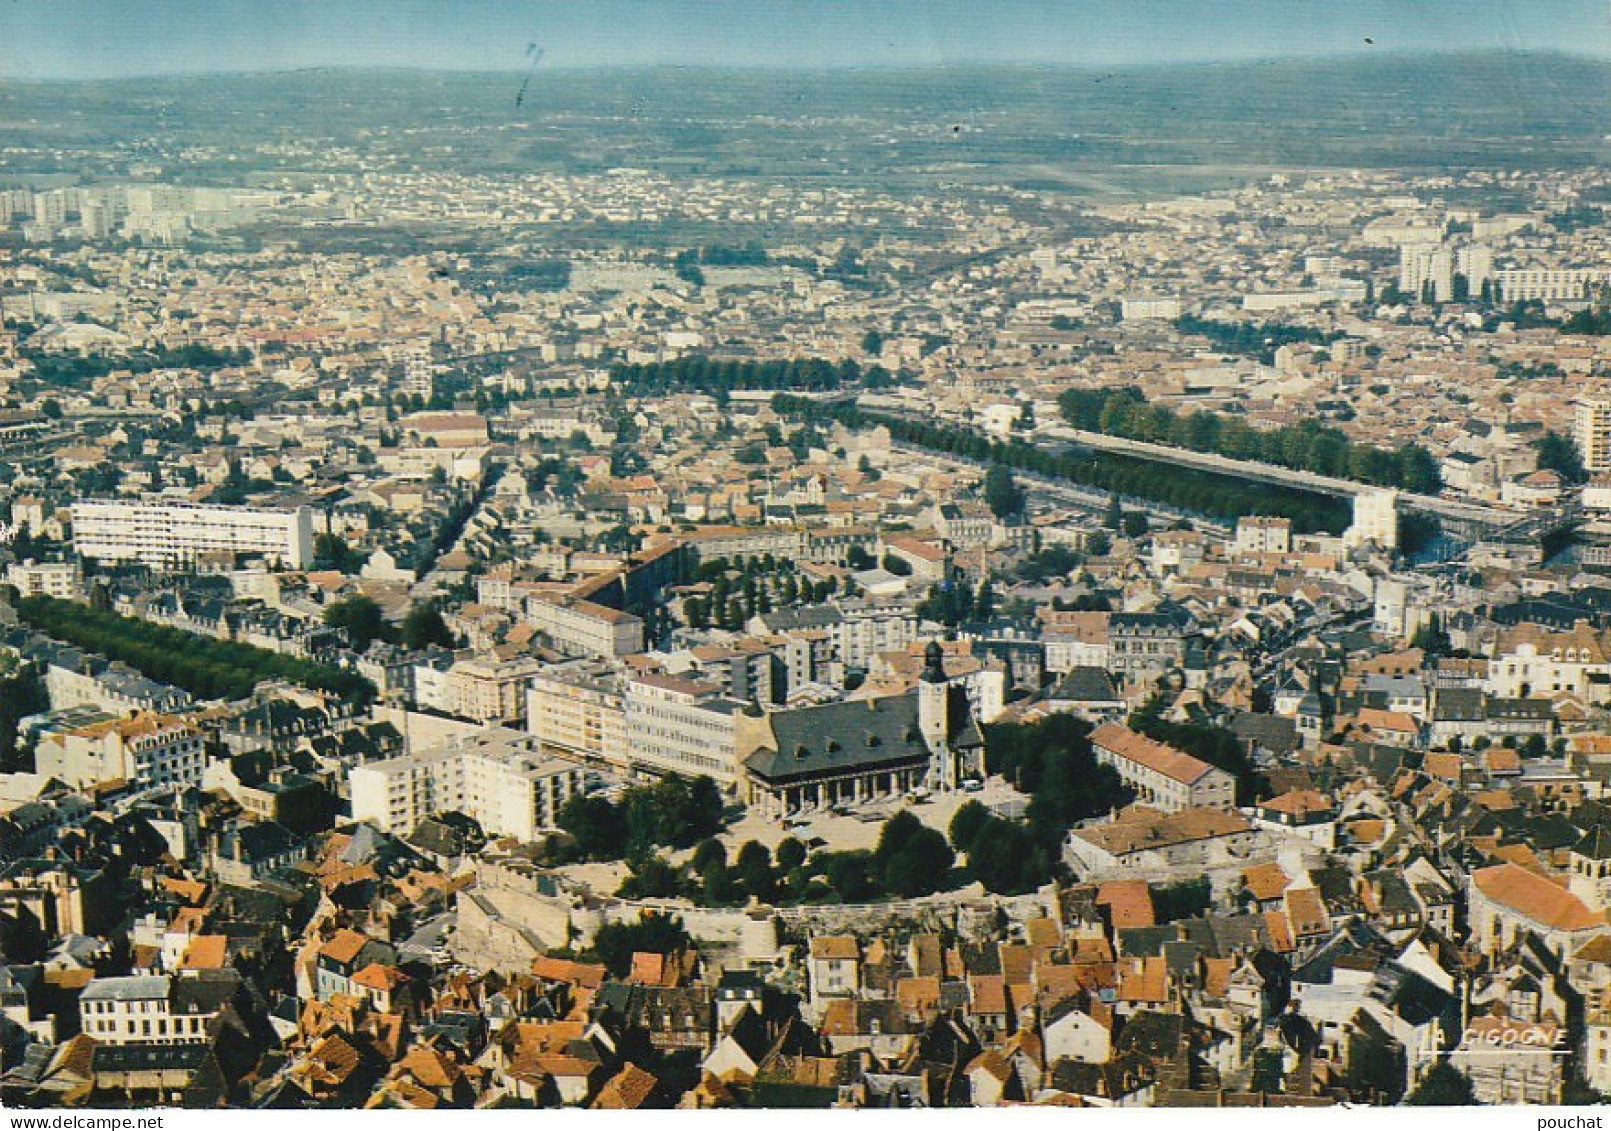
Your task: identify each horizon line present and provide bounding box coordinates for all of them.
[3,45,1607,85]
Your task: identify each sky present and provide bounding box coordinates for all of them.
[1,0,1608,81]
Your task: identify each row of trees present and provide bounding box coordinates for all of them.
[609,356,886,396]
[1560,306,1611,336]
[773,394,1353,534]
[1057,385,1443,494]
[623,837,796,905]
[671,244,770,285]
[17,594,375,703]
[918,578,997,627]
[503,259,571,292]
[683,557,840,631]
[22,343,252,387]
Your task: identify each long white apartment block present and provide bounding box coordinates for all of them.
[72,498,313,570]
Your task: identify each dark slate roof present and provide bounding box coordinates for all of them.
[1525,813,1585,852]
[1110,608,1191,635]
[937,980,970,1012]
[1487,698,1553,721]
[1365,870,1419,915]
[1231,712,1298,756]
[1048,667,1119,703]
[959,942,1001,977]
[1371,962,1457,1030]
[172,969,241,1014]
[1176,913,1271,959]
[1293,921,1391,986]
[221,821,302,863]
[1162,940,1203,977]
[757,606,844,632]
[409,813,486,858]
[744,694,935,785]
[1116,926,1176,959]
[1576,823,1611,862]
[1432,688,1485,723]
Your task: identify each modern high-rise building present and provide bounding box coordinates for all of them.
[1398,242,1493,302]
[1577,400,1611,474]
[71,498,313,570]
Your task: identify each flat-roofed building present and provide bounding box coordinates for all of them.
[5,560,81,600]
[1233,516,1291,556]
[72,498,313,570]
[349,727,585,843]
[526,658,628,767]
[1579,400,1611,474]
[623,672,743,783]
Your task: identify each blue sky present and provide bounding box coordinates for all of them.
[2,1,1608,80]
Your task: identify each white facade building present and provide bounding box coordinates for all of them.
[526,659,628,767]
[34,711,206,792]
[1345,489,1399,551]
[526,594,645,658]
[623,672,743,783]
[4,560,82,599]
[78,973,237,1045]
[349,727,585,843]
[72,498,313,570]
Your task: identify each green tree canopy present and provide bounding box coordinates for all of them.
[1404,1060,1476,1106]
[949,799,991,853]
[324,595,389,651]
[1536,429,1588,484]
[983,464,1026,519]
[590,912,691,978]
[775,837,807,872]
[403,602,455,650]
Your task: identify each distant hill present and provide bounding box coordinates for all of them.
[1,51,1608,182]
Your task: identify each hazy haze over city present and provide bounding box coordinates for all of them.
[3,0,1609,80]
